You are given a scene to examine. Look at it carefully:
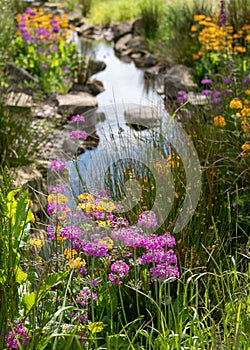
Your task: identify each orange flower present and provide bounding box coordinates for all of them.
[229,98,242,109]
[194,14,206,21]
[214,115,227,127]
[241,143,250,150]
[191,25,198,32]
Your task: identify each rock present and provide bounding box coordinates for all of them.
[68,9,83,24]
[7,63,39,94]
[144,65,163,79]
[70,80,104,96]
[133,53,158,68]
[114,33,133,54]
[5,92,32,113]
[12,164,47,213]
[78,23,96,36]
[113,21,132,42]
[124,105,160,129]
[115,34,146,57]
[85,58,106,76]
[128,36,145,50]
[132,17,143,35]
[163,64,196,99]
[142,54,158,68]
[57,92,98,116]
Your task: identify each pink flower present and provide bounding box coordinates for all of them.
[70,130,87,140]
[71,115,85,122]
[50,160,66,171]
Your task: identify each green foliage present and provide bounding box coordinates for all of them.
[140,0,163,40]
[13,8,80,94]
[0,100,47,168]
[0,0,17,79]
[156,0,214,66]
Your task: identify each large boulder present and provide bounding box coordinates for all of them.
[115,34,146,57]
[124,105,160,129]
[57,92,98,116]
[113,21,133,42]
[163,64,196,99]
[70,80,104,96]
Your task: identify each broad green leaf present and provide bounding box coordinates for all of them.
[15,266,27,284]
[23,292,36,313]
[88,322,104,333]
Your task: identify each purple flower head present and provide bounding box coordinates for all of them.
[62,67,69,72]
[70,130,87,140]
[242,77,250,85]
[138,210,157,229]
[37,27,47,36]
[50,19,59,26]
[111,260,129,277]
[201,89,213,96]
[6,321,30,349]
[61,226,83,239]
[52,26,59,34]
[222,77,230,84]
[84,241,108,257]
[220,0,226,26]
[51,45,58,52]
[41,64,48,70]
[212,97,223,104]
[71,115,85,122]
[177,96,188,103]
[201,79,213,85]
[76,288,98,306]
[90,279,98,287]
[177,90,187,96]
[25,7,36,16]
[49,185,66,193]
[213,91,222,97]
[50,160,66,171]
[223,89,232,95]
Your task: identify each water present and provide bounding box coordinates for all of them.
[89,41,163,107]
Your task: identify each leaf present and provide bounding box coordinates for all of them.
[23,292,36,313]
[88,322,104,333]
[15,266,27,284]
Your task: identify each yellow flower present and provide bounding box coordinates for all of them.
[99,237,113,250]
[77,202,95,212]
[192,53,200,60]
[69,257,86,269]
[167,155,180,168]
[194,14,206,21]
[98,220,111,227]
[241,120,249,131]
[245,90,250,96]
[78,193,94,202]
[191,25,198,32]
[235,46,247,53]
[64,248,78,259]
[48,193,68,204]
[96,199,116,212]
[229,98,243,109]
[214,115,227,127]
[30,238,44,249]
[241,143,250,150]
[241,106,250,117]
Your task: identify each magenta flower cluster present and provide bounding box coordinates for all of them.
[5,321,29,349]
[109,261,130,284]
[50,160,66,171]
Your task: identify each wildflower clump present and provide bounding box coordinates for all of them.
[14,7,79,93]
[191,11,250,82]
